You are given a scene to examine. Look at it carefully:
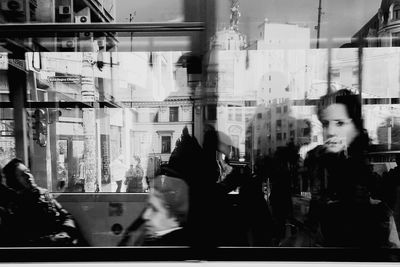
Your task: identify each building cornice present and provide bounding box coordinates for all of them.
[378,20,400,33]
[122,99,193,107]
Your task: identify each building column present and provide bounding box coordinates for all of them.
[81,52,97,192]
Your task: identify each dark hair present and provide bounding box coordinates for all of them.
[317,89,370,157]
[317,89,363,132]
[2,158,24,188]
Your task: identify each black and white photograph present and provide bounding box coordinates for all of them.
[0,0,400,264]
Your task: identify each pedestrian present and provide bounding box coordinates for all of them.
[111,155,126,193]
[125,156,144,193]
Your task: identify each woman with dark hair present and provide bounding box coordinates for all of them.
[304,89,400,248]
[0,158,84,246]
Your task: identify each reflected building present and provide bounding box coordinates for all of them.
[199,9,317,163]
[197,11,250,160]
[248,20,312,159]
[249,18,310,50]
[120,52,195,175]
[351,0,400,47]
[0,0,118,192]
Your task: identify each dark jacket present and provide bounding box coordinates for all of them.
[0,185,80,246]
[305,134,400,248]
[125,166,144,193]
[141,228,189,246]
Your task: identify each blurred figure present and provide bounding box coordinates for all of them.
[56,161,67,191]
[75,156,86,192]
[305,89,400,248]
[125,156,144,193]
[141,175,189,245]
[380,154,400,233]
[119,175,190,246]
[111,155,126,193]
[202,126,271,246]
[0,158,84,246]
[268,147,295,245]
[239,157,274,246]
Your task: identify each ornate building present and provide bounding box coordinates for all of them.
[350,0,400,47]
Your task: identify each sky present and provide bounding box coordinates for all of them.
[115,0,380,47]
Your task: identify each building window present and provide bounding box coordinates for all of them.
[276,106,282,114]
[331,70,340,79]
[207,104,217,120]
[392,32,400,46]
[276,119,282,131]
[394,4,400,20]
[161,136,171,153]
[283,105,288,113]
[133,112,138,122]
[228,109,234,121]
[169,107,179,122]
[277,133,282,141]
[352,67,358,76]
[235,110,242,121]
[257,113,262,119]
[150,112,158,122]
[245,100,256,107]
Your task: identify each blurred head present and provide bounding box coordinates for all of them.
[143,175,189,236]
[2,158,36,191]
[317,89,362,153]
[133,156,141,166]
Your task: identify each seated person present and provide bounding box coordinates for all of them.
[0,158,83,246]
[120,174,190,246]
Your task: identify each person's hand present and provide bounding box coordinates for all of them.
[324,137,348,155]
[51,231,72,245]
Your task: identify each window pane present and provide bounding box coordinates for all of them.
[169,106,179,122]
[161,136,171,153]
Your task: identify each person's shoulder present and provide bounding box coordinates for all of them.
[158,228,189,246]
[370,199,393,218]
[0,184,17,204]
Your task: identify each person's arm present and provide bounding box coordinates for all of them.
[44,191,78,242]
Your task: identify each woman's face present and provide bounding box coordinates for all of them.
[320,103,359,153]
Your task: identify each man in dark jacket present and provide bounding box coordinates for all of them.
[0,158,82,246]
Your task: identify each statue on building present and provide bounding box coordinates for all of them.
[230,0,241,32]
